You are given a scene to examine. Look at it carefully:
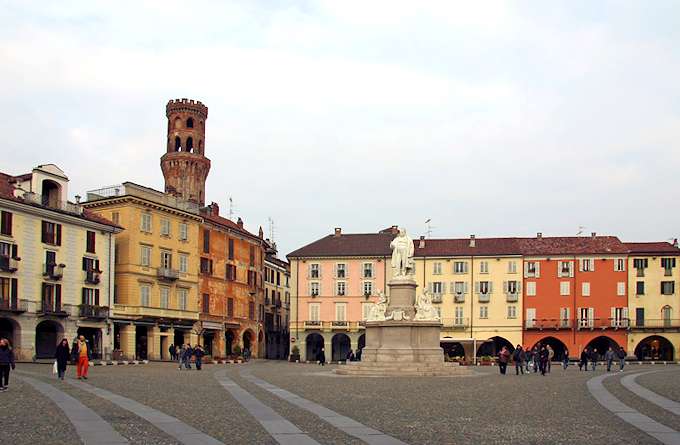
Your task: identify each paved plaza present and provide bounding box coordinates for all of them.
[5,361,680,444]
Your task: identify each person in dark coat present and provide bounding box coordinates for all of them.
[590,348,598,371]
[55,338,70,380]
[498,346,511,375]
[317,347,326,366]
[513,345,525,375]
[0,338,16,390]
[539,345,549,376]
[563,348,570,370]
[194,345,205,370]
[183,344,193,369]
[169,343,175,361]
[579,348,588,371]
[346,349,355,362]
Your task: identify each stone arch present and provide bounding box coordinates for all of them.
[634,335,674,361]
[174,136,181,151]
[242,329,255,352]
[532,336,569,361]
[0,317,20,349]
[174,117,182,129]
[331,333,351,362]
[35,319,63,359]
[584,335,620,360]
[186,137,193,152]
[305,333,324,362]
[186,117,194,128]
[41,179,61,207]
[477,336,514,357]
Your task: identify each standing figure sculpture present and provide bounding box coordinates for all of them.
[390,228,414,278]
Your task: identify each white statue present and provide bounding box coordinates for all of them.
[390,227,414,278]
[367,292,389,321]
[414,290,440,321]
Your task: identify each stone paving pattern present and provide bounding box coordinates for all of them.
[4,361,680,444]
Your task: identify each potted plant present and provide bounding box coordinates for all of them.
[479,355,495,366]
[290,345,300,363]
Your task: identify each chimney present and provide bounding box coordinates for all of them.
[469,235,476,248]
[75,195,81,204]
[210,202,219,216]
[537,232,542,239]
[591,232,596,239]
[258,226,263,239]
[237,217,243,228]
[334,227,342,237]
[419,235,425,248]
[674,239,678,248]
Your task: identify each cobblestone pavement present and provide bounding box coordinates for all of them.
[5,361,680,445]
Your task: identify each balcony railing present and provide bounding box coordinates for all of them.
[331,321,349,329]
[22,191,84,215]
[0,255,19,273]
[636,268,645,277]
[78,304,109,319]
[38,299,68,316]
[506,292,519,303]
[304,320,322,329]
[0,298,27,313]
[478,293,490,303]
[629,319,680,329]
[432,294,442,303]
[454,294,465,303]
[525,318,573,330]
[441,318,469,329]
[85,270,101,285]
[157,267,179,281]
[43,263,64,280]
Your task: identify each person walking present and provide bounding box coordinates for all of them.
[169,343,175,361]
[71,335,91,380]
[524,347,533,373]
[539,345,549,376]
[55,338,70,380]
[346,349,355,362]
[532,346,540,373]
[513,345,525,375]
[317,347,326,366]
[579,348,588,371]
[194,345,204,370]
[0,338,15,391]
[547,345,554,373]
[590,348,598,371]
[563,348,570,370]
[498,346,510,375]
[618,347,626,372]
[605,347,615,372]
[183,344,193,370]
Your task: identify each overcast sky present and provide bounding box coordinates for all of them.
[2,1,679,256]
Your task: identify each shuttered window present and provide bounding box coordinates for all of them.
[0,211,12,236]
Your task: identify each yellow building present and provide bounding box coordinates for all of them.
[263,241,290,359]
[626,242,680,360]
[413,236,523,360]
[84,182,202,360]
[0,164,121,361]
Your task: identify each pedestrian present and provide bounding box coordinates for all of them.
[194,345,204,370]
[346,349,355,362]
[183,344,193,369]
[178,344,185,370]
[0,338,15,391]
[618,347,626,372]
[71,335,92,380]
[579,348,588,371]
[524,347,533,373]
[55,338,70,380]
[547,345,554,373]
[498,346,510,375]
[605,347,615,372]
[513,345,525,375]
[590,348,598,371]
[563,348,570,370]
[532,346,540,373]
[317,347,326,366]
[169,343,175,361]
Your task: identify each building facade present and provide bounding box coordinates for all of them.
[84,183,202,360]
[263,243,291,359]
[0,164,120,361]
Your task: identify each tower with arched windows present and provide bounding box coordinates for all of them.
[160,98,211,206]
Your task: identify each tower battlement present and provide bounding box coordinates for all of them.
[166,98,208,119]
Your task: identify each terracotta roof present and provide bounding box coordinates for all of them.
[201,212,261,242]
[624,242,680,255]
[288,233,395,258]
[416,238,521,256]
[517,236,628,255]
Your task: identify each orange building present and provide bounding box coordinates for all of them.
[521,234,629,359]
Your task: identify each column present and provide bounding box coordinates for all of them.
[324,335,332,364]
[119,324,136,361]
[148,326,161,360]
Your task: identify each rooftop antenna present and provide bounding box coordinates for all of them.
[268,217,275,243]
[228,196,235,220]
[576,226,586,236]
[425,218,433,238]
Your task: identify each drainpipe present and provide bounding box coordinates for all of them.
[470,255,475,362]
[295,259,299,358]
[107,231,113,361]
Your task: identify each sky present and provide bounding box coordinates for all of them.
[1,0,679,256]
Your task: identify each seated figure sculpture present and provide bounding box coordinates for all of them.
[367,292,389,321]
[414,289,440,321]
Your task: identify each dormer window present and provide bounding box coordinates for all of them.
[41,179,61,208]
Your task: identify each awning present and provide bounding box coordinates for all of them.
[202,321,223,331]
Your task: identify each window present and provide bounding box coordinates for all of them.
[336,281,346,296]
[617,282,626,296]
[578,307,594,327]
[507,306,517,319]
[662,281,675,295]
[526,282,536,296]
[662,258,676,276]
[0,211,12,236]
[559,307,571,327]
[479,306,488,319]
[335,303,347,321]
[179,254,188,273]
[160,219,171,236]
[454,307,464,326]
[634,258,648,276]
[454,281,468,296]
[86,231,96,253]
[178,288,187,310]
[41,221,61,245]
[227,298,234,317]
[635,308,645,327]
[140,213,152,232]
[433,262,442,275]
[140,245,151,267]
[309,303,320,321]
[525,308,536,328]
[202,293,210,313]
[310,282,320,297]
[247,270,257,287]
[111,212,119,225]
[612,307,628,327]
[525,261,539,277]
[454,261,468,274]
[636,281,645,295]
[249,246,255,267]
[187,117,194,128]
[431,282,444,295]
[203,230,210,253]
[478,281,491,294]
[81,287,98,305]
[480,261,489,274]
[0,277,17,307]
[582,282,590,296]
[363,281,373,296]
[310,263,320,278]
[160,287,169,309]
[179,223,188,241]
[558,261,573,277]
[336,263,346,278]
[560,281,570,296]
[507,261,517,274]
[663,306,672,327]
[505,281,519,294]
[228,238,234,259]
[614,258,626,272]
[140,285,150,307]
[226,264,236,281]
[362,302,372,320]
[580,258,594,272]
[160,251,172,269]
[200,257,212,275]
[363,263,373,278]
[276,271,281,286]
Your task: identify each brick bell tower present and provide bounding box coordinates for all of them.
[160,98,211,206]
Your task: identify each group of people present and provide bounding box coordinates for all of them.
[54,336,93,380]
[172,343,206,370]
[345,348,362,362]
[498,343,627,375]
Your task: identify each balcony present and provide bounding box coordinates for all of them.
[454,294,465,303]
[331,321,349,330]
[441,318,469,329]
[629,319,680,330]
[85,270,101,285]
[38,299,68,317]
[525,318,573,330]
[575,318,629,330]
[636,268,645,277]
[478,293,490,303]
[506,292,519,303]
[0,298,27,313]
[0,255,19,273]
[114,304,199,320]
[432,294,443,303]
[157,267,179,281]
[22,191,84,215]
[43,263,65,280]
[78,304,109,319]
[304,320,322,329]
